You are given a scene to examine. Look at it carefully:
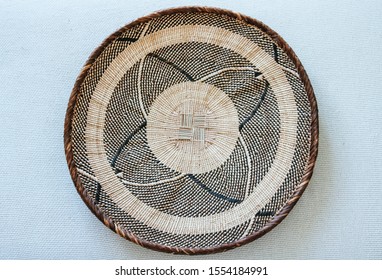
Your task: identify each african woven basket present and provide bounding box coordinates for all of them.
[64,7,318,254]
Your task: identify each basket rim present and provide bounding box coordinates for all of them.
[64,6,319,255]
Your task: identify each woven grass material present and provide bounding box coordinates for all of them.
[64,7,318,254]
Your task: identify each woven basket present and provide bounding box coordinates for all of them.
[64,7,318,254]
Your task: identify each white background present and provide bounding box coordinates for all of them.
[0,0,381,259]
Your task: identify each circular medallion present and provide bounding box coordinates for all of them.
[146,81,239,174]
[64,7,318,254]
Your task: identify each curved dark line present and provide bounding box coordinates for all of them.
[187,174,243,204]
[273,43,279,63]
[95,183,101,204]
[117,37,138,42]
[239,82,269,131]
[255,210,274,217]
[111,121,147,167]
[147,53,195,81]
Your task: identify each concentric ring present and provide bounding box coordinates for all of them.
[64,7,318,254]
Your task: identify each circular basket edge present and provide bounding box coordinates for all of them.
[63,5,319,255]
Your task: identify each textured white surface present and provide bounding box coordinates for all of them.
[0,0,381,259]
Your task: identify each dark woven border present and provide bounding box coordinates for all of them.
[64,6,319,255]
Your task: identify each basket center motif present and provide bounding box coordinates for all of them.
[146,81,239,174]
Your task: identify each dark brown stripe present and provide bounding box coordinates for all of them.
[147,52,195,81]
